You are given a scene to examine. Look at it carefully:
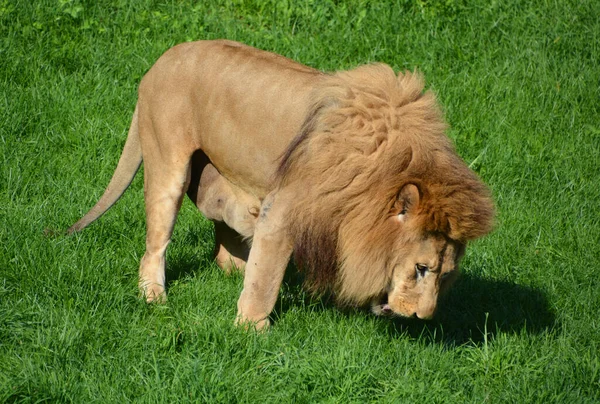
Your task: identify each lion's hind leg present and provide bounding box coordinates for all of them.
[214,221,251,273]
[138,154,192,303]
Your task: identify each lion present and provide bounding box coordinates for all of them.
[67,40,494,329]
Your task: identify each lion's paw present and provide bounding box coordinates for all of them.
[139,283,167,304]
[235,316,270,332]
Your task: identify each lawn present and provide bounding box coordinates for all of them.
[1,0,599,402]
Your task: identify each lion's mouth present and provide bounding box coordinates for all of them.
[370,295,393,316]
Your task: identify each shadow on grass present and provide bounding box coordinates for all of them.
[162,236,555,347]
[272,269,556,347]
[165,251,220,288]
[164,227,217,287]
[379,272,556,346]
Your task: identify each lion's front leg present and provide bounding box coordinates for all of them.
[236,193,293,330]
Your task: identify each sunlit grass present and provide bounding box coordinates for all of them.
[1,0,599,402]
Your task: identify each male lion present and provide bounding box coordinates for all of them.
[68,40,494,329]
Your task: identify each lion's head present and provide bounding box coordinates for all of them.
[276,64,494,319]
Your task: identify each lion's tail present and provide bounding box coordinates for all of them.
[67,104,142,234]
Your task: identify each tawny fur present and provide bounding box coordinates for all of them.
[67,40,494,327]
[278,64,494,305]
[190,161,259,239]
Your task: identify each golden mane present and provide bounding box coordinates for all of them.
[277,64,494,304]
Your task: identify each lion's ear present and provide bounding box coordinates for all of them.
[395,183,420,222]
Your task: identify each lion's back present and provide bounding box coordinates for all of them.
[137,40,324,198]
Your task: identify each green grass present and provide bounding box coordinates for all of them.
[1,0,599,402]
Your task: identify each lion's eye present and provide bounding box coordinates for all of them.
[415,263,428,278]
[394,201,408,221]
